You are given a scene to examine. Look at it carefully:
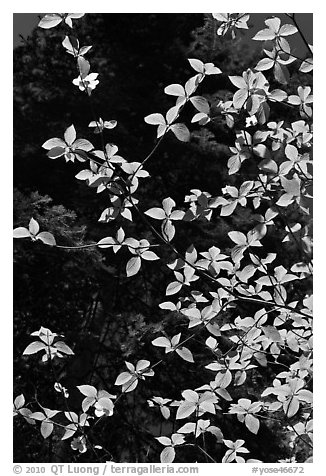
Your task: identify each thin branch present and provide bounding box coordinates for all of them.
[287,14,313,55]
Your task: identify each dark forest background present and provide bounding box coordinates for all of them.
[13,13,312,463]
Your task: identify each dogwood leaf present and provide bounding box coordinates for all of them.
[126,256,141,277]
[38,14,63,29]
[176,347,194,363]
[170,124,190,142]
[245,414,260,434]
[160,447,175,463]
[36,232,56,246]
[23,341,47,355]
[144,113,166,125]
[77,385,97,398]
[13,227,30,239]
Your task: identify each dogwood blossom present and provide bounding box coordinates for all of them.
[42,125,94,162]
[73,73,99,93]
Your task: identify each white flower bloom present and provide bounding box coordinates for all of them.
[71,435,87,453]
[245,115,258,127]
[72,73,99,92]
[42,124,94,162]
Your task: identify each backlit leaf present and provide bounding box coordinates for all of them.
[276,193,294,207]
[284,396,300,418]
[160,446,175,463]
[212,13,229,22]
[252,29,276,41]
[263,326,282,342]
[97,237,115,248]
[245,414,260,434]
[115,372,132,386]
[176,401,196,420]
[141,251,159,261]
[188,58,204,73]
[73,139,94,151]
[258,158,278,174]
[229,75,246,89]
[279,24,298,36]
[255,58,274,71]
[54,341,74,355]
[37,232,56,246]
[136,360,151,372]
[14,394,25,410]
[253,144,270,159]
[38,14,62,29]
[62,35,79,53]
[77,57,90,79]
[299,58,313,73]
[61,423,77,440]
[274,63,289,85]
[190,96,210,114]
[29,218,39,236]
[156,436,171,446]
[164,84,185,97]
[177,422,196,434]
[77,385,97,398]
[126,256,141,277]
[233,89,248,109]
[41,421,54,439]
[166,105,180,124]
[23,341,46,355]
[166,281,182,296]
[268,89,287,102]
[228,231,246,245]
[285,144,298,161]
[162,220,175,242]
[159,301,178,310]
[13,227,30,239]
[221,201,237,216]
[152,337,171,349]
[161,407,170,419]
[144,113,165,125]
[47,147,65,159]
[64,125,76,145]
[42,138,66,149]
[144,208,166,220]
[170,123,190,142]
[176,347,194,363]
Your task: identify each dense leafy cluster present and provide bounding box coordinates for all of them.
[13,13,312,463]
